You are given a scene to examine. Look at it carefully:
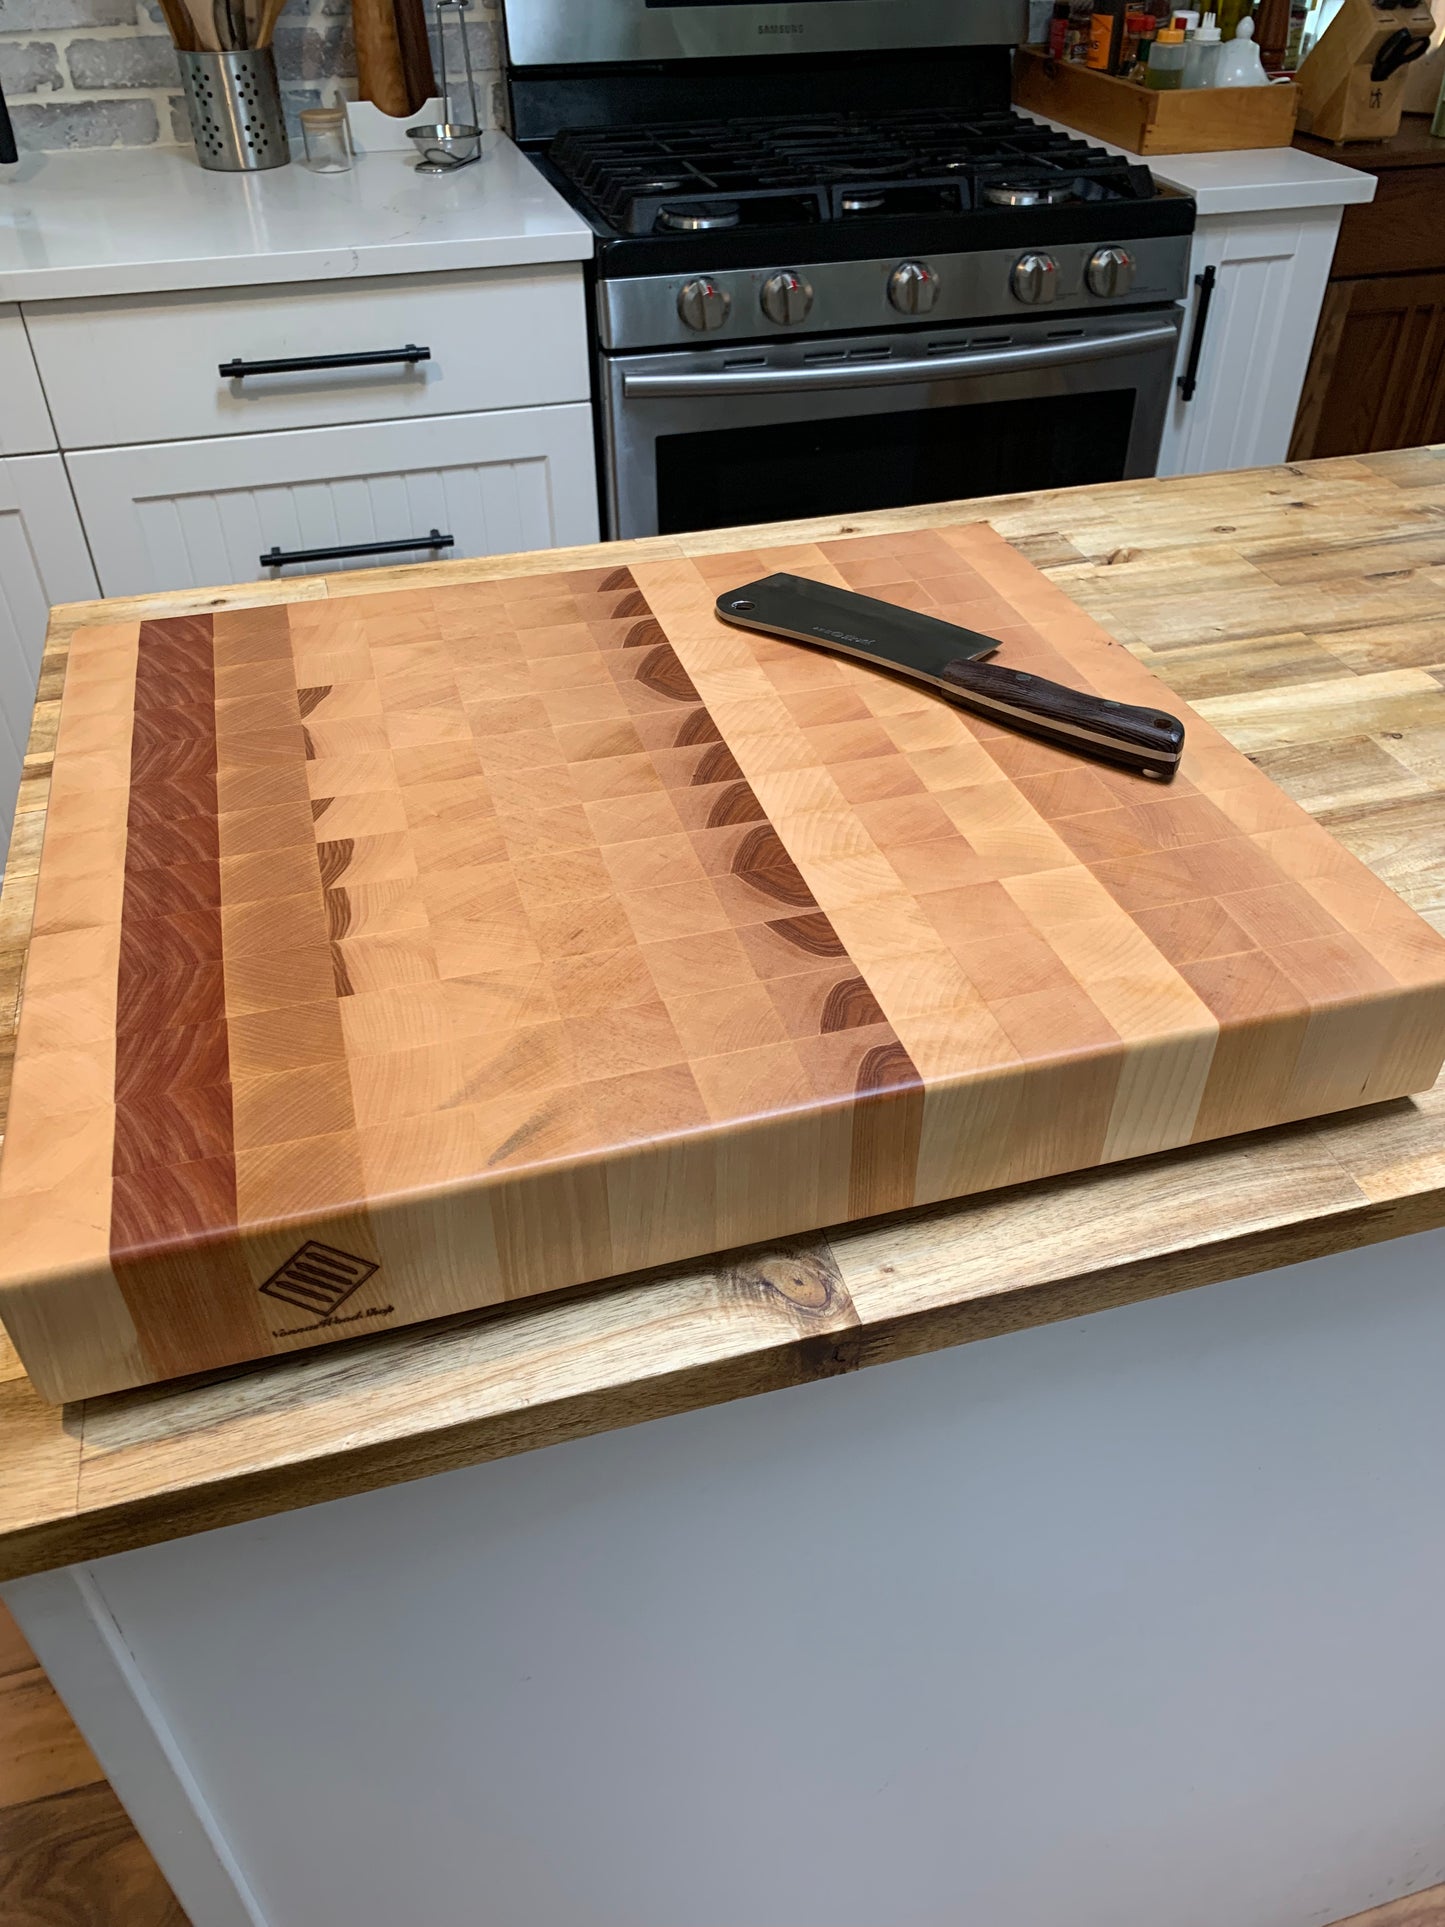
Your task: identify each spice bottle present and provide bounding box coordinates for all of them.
[1067,0,1096,57]
[1182,11,1223,84]
[1144,24,1187,84]
[1084,0,1127,68]
[1118,5,1160,69]
[1253,0,1291,70]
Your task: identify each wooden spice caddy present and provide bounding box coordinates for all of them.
[1013,46,1300,154]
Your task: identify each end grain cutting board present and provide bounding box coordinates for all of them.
[5,523,1445,1402]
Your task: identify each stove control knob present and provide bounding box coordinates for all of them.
[760,270,814,326]
[888,260,940,315]
[677,277,731,332]
[1086,246,1135,299]
[1010,253,1059,305]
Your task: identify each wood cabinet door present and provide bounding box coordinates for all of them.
[1290,270,1445,460]
[0,455,99,847]
[1331,166,1445,281]
[65,404,601,597]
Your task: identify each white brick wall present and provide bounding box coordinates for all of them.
[0,0,503,149]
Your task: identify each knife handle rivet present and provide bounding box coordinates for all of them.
[729,598,755,611]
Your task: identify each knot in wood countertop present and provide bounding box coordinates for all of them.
[1,448,1443,1581]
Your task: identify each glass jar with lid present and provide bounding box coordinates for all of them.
[300,105,353,173]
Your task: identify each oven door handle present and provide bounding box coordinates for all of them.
[620,324,1179,398]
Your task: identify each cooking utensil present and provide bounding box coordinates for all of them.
[253,0,288,43]
[407,121,481,168]
[716,572,1186,778]
[407,0,479,172]
[354,0,429,118]
[180,0,211,46]
[396,0,437,118]
[154,0,200,51]
[213,0,245,48]
[1370,25,1430,79]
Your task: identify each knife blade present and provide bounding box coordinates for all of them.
[715,572,1185,780]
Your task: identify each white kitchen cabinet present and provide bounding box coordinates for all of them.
[0,307,56,456]
[1156,207,1346,478]
[65,404,600,597]
[0,454,99,847]
[25,266,590,450]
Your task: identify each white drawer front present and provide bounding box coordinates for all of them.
[0,454,99,846]
[0,308,56,456]
[65,406,600,597]
[26,266,590,450]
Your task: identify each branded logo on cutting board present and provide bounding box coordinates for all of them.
[260,1241,380,1317]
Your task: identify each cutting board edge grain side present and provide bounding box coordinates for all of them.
[8,996,1445,1404]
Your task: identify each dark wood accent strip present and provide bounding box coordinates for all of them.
[108,617,246,1377]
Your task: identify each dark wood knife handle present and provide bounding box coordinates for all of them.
[938,657,1185,779]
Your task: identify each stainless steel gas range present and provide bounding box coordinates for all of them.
[503,0,1197,542]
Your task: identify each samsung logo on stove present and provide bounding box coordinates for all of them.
[758,21,805,31]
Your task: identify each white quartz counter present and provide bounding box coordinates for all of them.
[0,131,593,303]
[1146,140,1376,215]
[1021,110,1377,215]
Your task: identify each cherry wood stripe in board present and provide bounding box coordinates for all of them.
[111,617,234,1252]
[108,614,248,1380]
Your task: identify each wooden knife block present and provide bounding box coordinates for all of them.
[1295,0,1437,142]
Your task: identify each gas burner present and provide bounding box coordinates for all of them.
[657,201,741,231]
[982,181,1076,207]
[545,108,1159,239]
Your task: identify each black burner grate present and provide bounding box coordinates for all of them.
[549,108,1155,236]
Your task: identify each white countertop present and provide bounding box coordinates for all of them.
[0,131,594,303]
[1147,139,1376,215]
[1021,109,1377,215]
[0,108,1373,306]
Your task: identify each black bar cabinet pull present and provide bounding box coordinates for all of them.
[220,343,431,379]
[1176,266,1216,404]
[0,78,18,166]
[259,529,454,569]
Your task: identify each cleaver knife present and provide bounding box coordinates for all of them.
[716,572,1185,780]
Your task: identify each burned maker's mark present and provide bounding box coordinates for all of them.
[259,1240,380,1316]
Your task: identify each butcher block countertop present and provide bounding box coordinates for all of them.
[2,450,1445,1580]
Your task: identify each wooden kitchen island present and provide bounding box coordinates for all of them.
[3,452,1445,1927]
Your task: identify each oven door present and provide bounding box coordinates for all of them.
[601,309,1182,540]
